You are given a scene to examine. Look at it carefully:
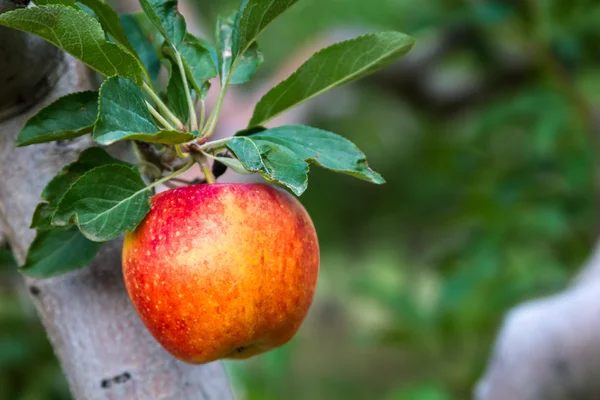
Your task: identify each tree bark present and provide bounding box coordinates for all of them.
[0,1,232,399]
[475,37,600,398]
[0,0,63,121]
[476,240,600,400]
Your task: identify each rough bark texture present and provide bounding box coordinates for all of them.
[0,0,63,121]
[0,1,232,399]
[476,241,600,400]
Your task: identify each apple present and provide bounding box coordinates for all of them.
[122,183,320,364]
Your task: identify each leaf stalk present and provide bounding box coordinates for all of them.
[145,101,174,130]
[190,149,216,184]
[143,82,185,131]
[174,50,198,131]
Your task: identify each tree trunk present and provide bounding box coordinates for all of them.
[476,239,600,400]
[0,1,232,398]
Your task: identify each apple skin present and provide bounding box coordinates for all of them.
[122,183,319,364]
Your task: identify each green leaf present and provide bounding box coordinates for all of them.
[31,147,131,230]
[176,34,218,95]
[254,126,384,182]
[93,76,196,145]
[120,14,162,81]
[228,136,308,194]
[216,15,235,84]
[228,125,384,195]
[230,42,264,84]
[94,129,196,145]
[235,125,267,136]
[32,0,77,7]
[33,1,142,73]
[54,0,160,84]
[30,203,55,230]
[218,16,262,85]
[129,11,166,52]
[0,246,17,270]
[16,91,98,147]
[139,0,186,48]
[53,165,152,242]
[0,5,143,85]
[166,60,190,122]
[77,0,135,55]
[76,2,99,20]
[42,147,131,205]
[20,227,102,278]
[250,32,415,126]
[234,0,299,59]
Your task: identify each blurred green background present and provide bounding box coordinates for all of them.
[1,0,599,399]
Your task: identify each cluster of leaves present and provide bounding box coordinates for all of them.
[0,0,414,278]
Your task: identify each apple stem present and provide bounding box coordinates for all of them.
[201,163,216,184]
[190,148,216,184]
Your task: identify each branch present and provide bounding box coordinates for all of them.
[0,2,232,398]
[476,240,600,400]
[0,217,5,247]
[476,35,600,399]
[0,1,64,121]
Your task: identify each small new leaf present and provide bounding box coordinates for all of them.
[94,76,196,145]
[0,5,143,84]
[228,125,384,195]
[234,0,299,59]
[20,227,102,278]
[166,60,190,122]
[216,16,235,84]
[218,16,263,85]
[230,42,264,85]
[139,0,186,48]
[250,31,415,126]
[53,165,152,242]
[170,34,217,95]
[16,91,98,147]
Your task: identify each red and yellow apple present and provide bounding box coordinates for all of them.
[122,183,319,364]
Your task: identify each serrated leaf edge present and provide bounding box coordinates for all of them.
[0,5,143,85]
[92,76,197,145]
[250,31,415,126]
[20,227,102,278]
[52,164,151,241]
[15,90,99,147]
[228,136,309,195]
[253,125,386,184]
[234,0,299,60]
